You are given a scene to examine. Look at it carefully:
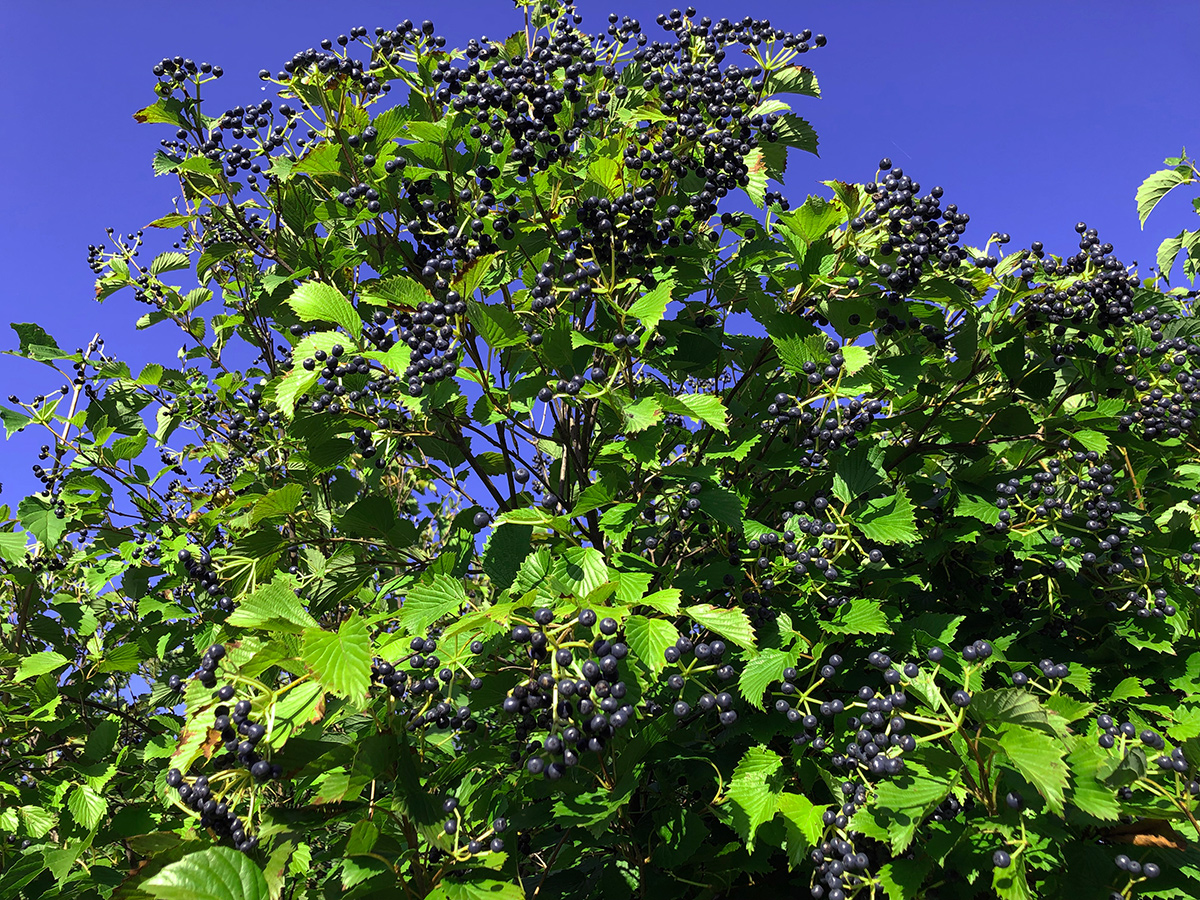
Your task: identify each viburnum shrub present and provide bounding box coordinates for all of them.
[3,3,1200,898]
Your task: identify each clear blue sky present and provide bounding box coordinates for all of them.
[0,0,1197,506]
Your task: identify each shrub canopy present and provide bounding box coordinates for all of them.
[3,3,1200,899]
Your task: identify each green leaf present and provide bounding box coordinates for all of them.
[400,575,468,635]
[1137,164,1195,228]
[831,444,887,503]
[637,588,681,616]
[427,877,524,900]
[150,252,191,275]
[1067,740,1121,822]
[857,487,918,545]
[628,279,673,335]
[992,852,1036,900]
[227,576,317,634]
[968,689,1052,730]
[658,393,728,434]
[738,648,798,710]
[250,484,304,524]
[624,615,678,675]
[482,524,533,592]
[467,301,524,348]
[765,65,820,99]
[598,503,640,545]
[686,604,756,649]
[302,614,372,699]
[1072,429,1109,454]
[18,495,67,548]
[726,746,783,852]
[142,846,270,900]
[823,598,890,636]
[554,547,610,599]
[15,650,69,682]
[67,783,106,830]
[287,282,362,340]
[997,724,1070,816]
[860,757,958,853]
[697,485,746,528]
[618,395,661,433]
[742,147,768,207]
[776,792,825,867]
[772,114,819,155]
[877,857,935,900]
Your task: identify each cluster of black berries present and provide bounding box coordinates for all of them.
[1011,657,1069,686]
[178,548,230,612]
[438,795,507,855]
[663,633,738,727]
[395,296,466,396]
[1094,717,1196,785]
[847,159,973,323]
[165,766,260,854]
[826,681,914,781]
[369,630,482,734]
[1113,854,1163,882]
[1019,222,1139,332]
[769,662,826,749]
[1111,328,1200,445]
[809,826,873,899]
[152,56,222,89]
[209,696,282,783]
[498,609,639,778]
[190,642,227,689]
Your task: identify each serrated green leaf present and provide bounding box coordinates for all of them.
[467,301,524,348]
[628,279,673,334]
[823,598,889,636]
[150,252,191,275]
[624,615,678,675]
[400,575,468,634]
[15,651,69,682]
[658,393,728,434]
[554,547,609,599]
[287,282,361,340]
[637,588,681,616]
[738,648,798,710]
[776,792,824,867]
[863,757,959,854]
[227,576,317,634]
[481,524,533,592]
[67,783,106,830]
[142,846,270,900]
[250,484,303,525]
[726,746,783,851]
[1066,740,1121,822]
[1137,165,1194,229]
[992,851,1036,900]
[968,689,1052,730]
[427,877,524,900]
[302,614,371,699]
[686,604,755,649]
[997,724,1070,816]
[858,487,918,544]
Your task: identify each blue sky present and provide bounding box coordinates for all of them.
[0,0,1197,506]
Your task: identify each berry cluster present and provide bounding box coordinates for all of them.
[165,766,260,854]
[394,296,467,396]
[664,632,738,726]
[501,608,640,778]
[439,796,507,855]
[808,828,874,900]
[1019,222,1139,332]
[178,548,230,613]
[1011,657,1070,686]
